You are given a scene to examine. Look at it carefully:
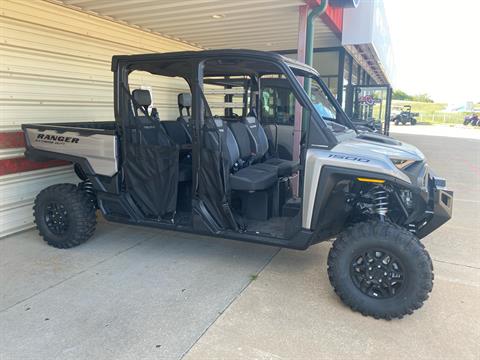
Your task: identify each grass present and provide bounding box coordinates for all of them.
[391,100,476,125]
[392,100,446,113]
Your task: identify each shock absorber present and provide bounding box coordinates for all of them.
[372,186,389,219]
[78,180,95,197]
[78,180,97,208]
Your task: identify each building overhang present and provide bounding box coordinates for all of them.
[51,0,342,51]
[50,0,391,84]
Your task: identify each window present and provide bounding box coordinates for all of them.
[309,80,337,120]
[203,76,250,117]
[261,82,296,125]
[129,70,190,120]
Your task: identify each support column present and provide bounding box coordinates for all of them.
[345,53,354,117]
[356,64,362,85]
[336,48,345,105]
[291,4,308,197]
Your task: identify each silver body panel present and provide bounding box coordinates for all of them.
[302,135,425,229]
[25,127,118,176]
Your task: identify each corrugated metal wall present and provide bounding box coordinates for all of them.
[0,0,199,237]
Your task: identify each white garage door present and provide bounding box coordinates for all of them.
[0,0,199,237]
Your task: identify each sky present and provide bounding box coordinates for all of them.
[383,0,479,103]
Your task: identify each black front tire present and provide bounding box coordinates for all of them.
[327,221,433,320]
[34,184,97,249]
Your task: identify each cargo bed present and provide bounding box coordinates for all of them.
[22,122,118,177]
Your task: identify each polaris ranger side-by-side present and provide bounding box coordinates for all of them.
[392,105,419,125]
[23,50,453,319]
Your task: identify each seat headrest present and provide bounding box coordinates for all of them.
[178,93,192,108]
[132,89,152,107]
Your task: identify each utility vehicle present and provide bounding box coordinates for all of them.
[392,105,419,125]
[464,113,479,126]
[23,50,453,319]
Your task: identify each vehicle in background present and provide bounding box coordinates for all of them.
[463,113,479,126]
[392,105,419,125]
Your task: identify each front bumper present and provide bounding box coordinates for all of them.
[416,176,453,239]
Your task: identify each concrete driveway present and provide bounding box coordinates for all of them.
[391,123,480,140]
[1,127,479,360]
[0,224,278,359]
[185,130,480,360]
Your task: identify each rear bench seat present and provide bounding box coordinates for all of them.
[229,116,299,177]
[175,91,297,188]
[212,118,277,192]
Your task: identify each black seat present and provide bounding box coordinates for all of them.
[211,118,276,191]
[178,93,193,133]
[233,116,298,177]
[131,89,171,147]
[262,158,297,177]
[162,120,191,145]
[230,166,279,192]
[243,116,299,177]
[131,90,192,183]
[228,120,259,166]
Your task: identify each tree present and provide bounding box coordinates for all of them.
[393,89,412,101]
[412,93,434,103]
[393,89,434,103]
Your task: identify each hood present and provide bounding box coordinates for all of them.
[333,132,425,162]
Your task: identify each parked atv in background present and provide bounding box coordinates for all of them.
[392,105,419,125]
[463,113,479,126]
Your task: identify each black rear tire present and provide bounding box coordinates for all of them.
[327,221,433,320]
[34,184,97,249]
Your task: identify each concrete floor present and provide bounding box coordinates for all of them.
[391,123,480,140]
[1,128,479,359]
[0,224,278,359]
[185,131,480,360]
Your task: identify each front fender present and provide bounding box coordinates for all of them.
[302,148,412,230]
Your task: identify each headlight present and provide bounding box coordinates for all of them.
[391,159,415,170]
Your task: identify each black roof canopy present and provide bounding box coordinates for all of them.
[112,49,318,78]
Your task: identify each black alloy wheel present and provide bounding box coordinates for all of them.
[327,221,433,319]
[44,202,69,235]
[34,183,97,248]
[350,249,405,299]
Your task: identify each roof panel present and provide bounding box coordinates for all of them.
[53,0,340,51]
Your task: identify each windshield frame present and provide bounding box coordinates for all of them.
[289,66,358,133]
[271,62,338,148]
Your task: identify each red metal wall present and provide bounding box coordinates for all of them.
[306,0,344,34]
[322,5,343,33]
[0,131,68,176]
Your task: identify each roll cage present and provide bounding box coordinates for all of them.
[109,50,363,245]
[112,49,354,153]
